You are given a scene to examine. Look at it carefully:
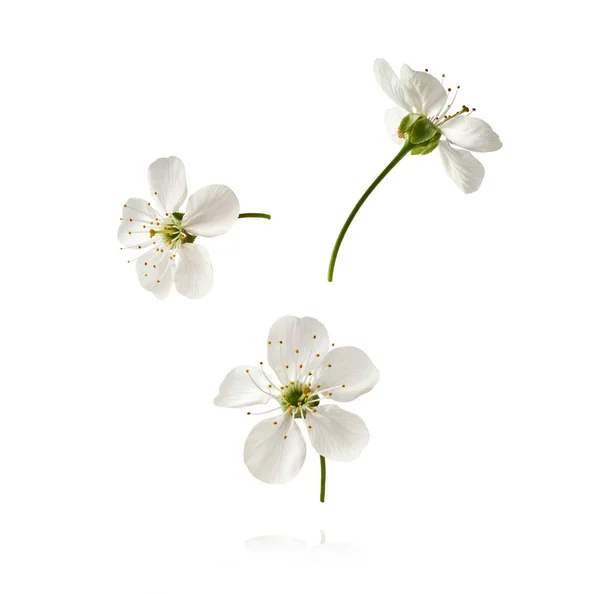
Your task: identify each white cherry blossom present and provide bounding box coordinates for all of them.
[374,59,502,193]
[118,156,239,299]
[214,316,379,494]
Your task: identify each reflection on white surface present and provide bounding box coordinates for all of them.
[244,531,365,561]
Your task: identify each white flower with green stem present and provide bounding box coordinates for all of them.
[118,156,270,299]
[328,60,502,281]
[214,316,379,502]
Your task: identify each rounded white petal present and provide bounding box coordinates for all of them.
[267,316,330,385]
[147,156,187,215]
[118,198,161,247]
[214,365,274,408]
[441,116,502,152]
[384,106,407,145]
[181,185,240,237]
[244,413,306,484]
[174,243,213,299]
[398,63,447,116]
[136,245,174,299]
[305,405,369,462]
[438,140,485,194]
[373,58,411,112]
[312,346,379,402]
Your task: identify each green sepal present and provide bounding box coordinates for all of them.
[172,212,184,221]
[408,117,438,145]
[399,113,421,134]
[411,131,441,155]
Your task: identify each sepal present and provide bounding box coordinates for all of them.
[411,131,441,155]
[399,113,421,134]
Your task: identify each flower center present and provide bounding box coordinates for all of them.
[149,212,196,249]
[281,382,320,418]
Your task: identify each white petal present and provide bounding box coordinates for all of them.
[441,116,502,152]
[398,64,447,116]
[118,198,161,247]
[147,156,187,215]
[438,140,485,194]
[305,405,369,462]
[173,243,213,299]
[373,59,411,111]
[244,413,306,484]
[312,346,379,402]
[181,185,240,237]
[214,365,274,408]
[384,106,407,145]
[135,244,174,299]
[267,316,330,386]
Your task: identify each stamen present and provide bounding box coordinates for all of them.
[246,406,282,416]
[245,370,278,398]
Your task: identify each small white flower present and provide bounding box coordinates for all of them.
[214,316,379,485]
[118,156,239,299]
[374,59,502,193]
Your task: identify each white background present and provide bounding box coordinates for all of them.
[1,0,599,592]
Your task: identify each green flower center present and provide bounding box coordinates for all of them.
[149,212,196,249]
[280,382,320,418]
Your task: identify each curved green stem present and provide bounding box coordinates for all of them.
[320,455,326,503]
[327,142,413,282]
[238,212,271,220]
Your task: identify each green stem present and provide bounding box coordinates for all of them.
[327,142,413,282]
[320,455,326,503]
[238,212,271,220]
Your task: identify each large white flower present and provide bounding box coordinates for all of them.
[118,156,240,299]
[374,59,502,193]
[214,316,379,486]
